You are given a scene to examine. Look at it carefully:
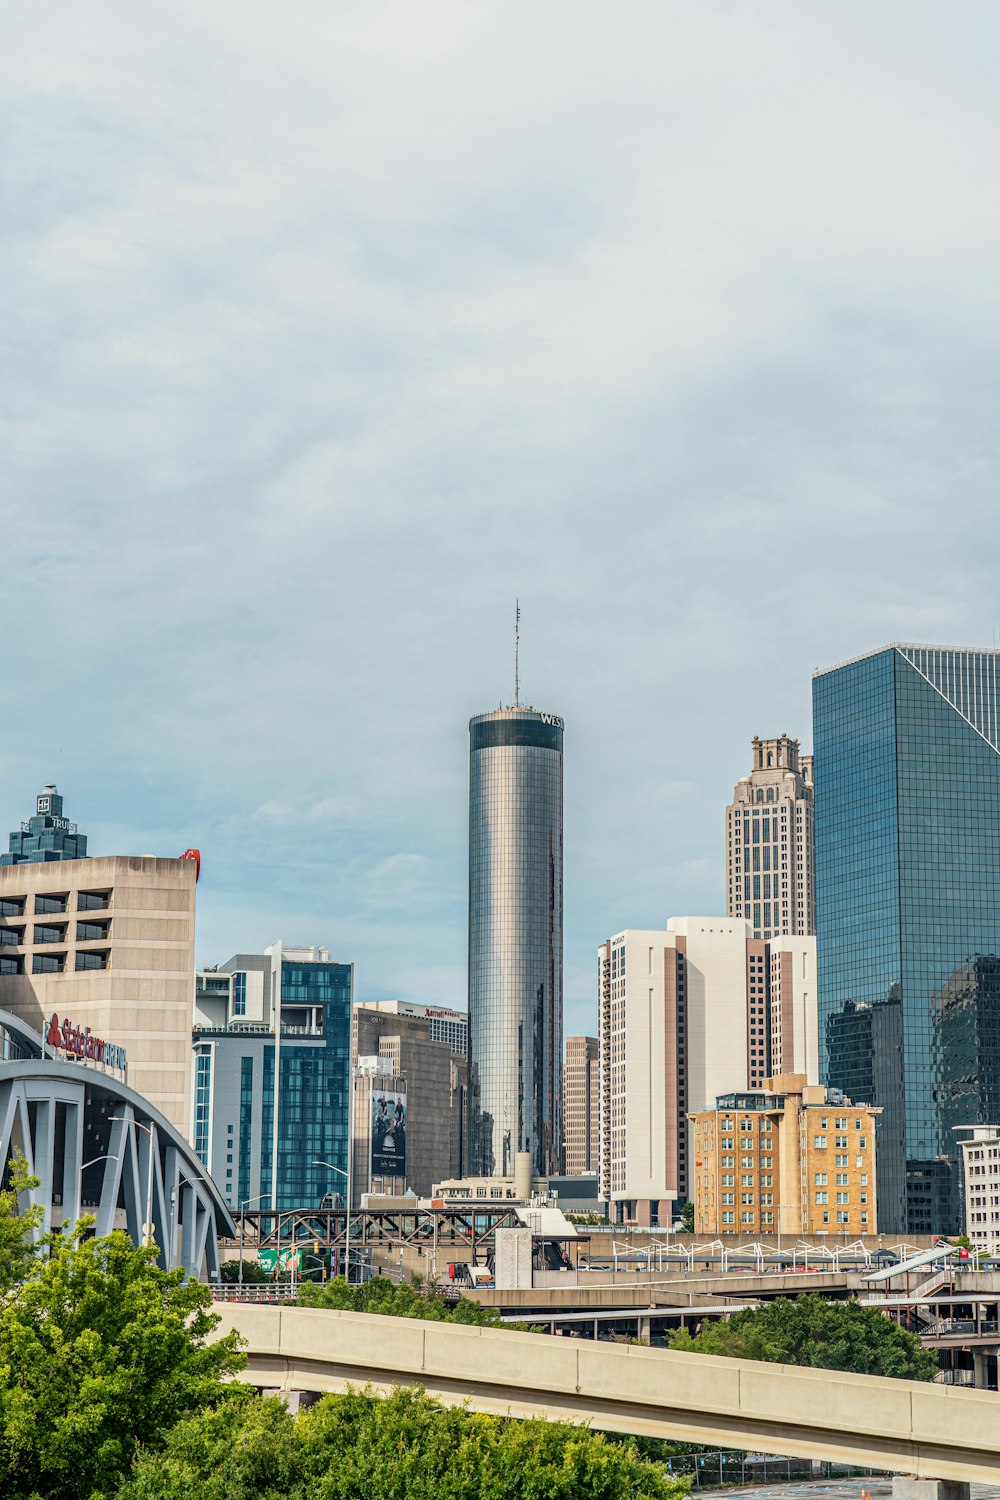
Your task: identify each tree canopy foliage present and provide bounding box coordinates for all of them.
[118,1386,688,1500]
[219,1257,271,1284]
[0,1228,245,1500]
[668,1294,937,1380]
[296,1273,509,1326]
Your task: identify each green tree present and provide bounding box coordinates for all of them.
[668,1294,937,1380]
[296,1273,507,1327]
[115,1393,303,1500]
[119,1386,689,1500]
[0,1152,45,1293]
[219,1257,270,1284]
[677,1202,694,1234]
[0,1227,245,1500]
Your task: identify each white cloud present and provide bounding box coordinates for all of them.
[3,1,1000,1017]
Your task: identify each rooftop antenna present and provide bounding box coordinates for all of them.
[514,600,521,708]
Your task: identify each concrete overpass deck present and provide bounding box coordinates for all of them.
[216,1303,1000,1484]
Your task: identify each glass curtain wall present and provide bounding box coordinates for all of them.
[815,645,1000,1234]
[468,708,563,1177]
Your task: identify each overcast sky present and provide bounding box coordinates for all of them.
[4,3,1000,1035]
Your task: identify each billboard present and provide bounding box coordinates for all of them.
[371,1085,407,1178]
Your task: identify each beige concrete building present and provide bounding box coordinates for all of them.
[361,1000,467,1056]
[956,1125,1000,1255]
[690,1073,879,1237]
[564,1035,598,1175]
[597,918,817,1225]
[0,854,197,1135]
[352,1004,466,1198]
[726,734,815,940]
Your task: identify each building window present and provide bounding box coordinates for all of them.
[194,1050,212,1167]
[33,924,66,945]
[233,972,247,1017]
[814,1135,827,1149]
[0,956,23,975]
[34,894,68,915]
[78,891,111,912]
[75,950,109,971]
[815,1191,828,1204]
[0,927,23,948]
[0,899,25,918]
[814,1173,827,1185]
[76,921,110,942]
[32,953,65,975]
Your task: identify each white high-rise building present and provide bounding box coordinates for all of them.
[956,1125,1000,1255]
[726,734,815,941]
[597,917,817,1226]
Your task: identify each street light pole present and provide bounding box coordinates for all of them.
[313,1160,350,1280]
[110,1117,155,1249]
[239,1193,268,1285]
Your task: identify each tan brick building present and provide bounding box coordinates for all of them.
[689,1073,879,1238]
[0,854,197,1135]
[564,1035,598,1175]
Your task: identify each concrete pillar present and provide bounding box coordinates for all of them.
[972,1348,988,1388]
[262,1386,308,1410]
[514,1153,532,1201]
[892,1478,970,1500]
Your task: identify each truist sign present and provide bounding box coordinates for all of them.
[46,1014,127,1073]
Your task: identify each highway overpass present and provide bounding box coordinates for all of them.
[214,1302,1000,1486]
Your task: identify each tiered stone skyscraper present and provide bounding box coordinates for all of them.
[726,734,815,940]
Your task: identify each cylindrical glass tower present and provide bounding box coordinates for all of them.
[468,707,563,1177]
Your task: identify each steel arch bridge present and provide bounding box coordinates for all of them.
[0,1010,234,1279]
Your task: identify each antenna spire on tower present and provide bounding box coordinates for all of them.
[514,600,521,707]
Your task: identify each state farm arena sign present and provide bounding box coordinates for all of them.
[46,1014,127,1073]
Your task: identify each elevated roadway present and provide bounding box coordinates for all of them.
[215,1303,1000,1484]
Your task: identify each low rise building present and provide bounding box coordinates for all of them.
[689,1073,879,1237]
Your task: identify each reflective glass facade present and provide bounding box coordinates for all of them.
[815,645,1000,1233]
[468,708,563,1176]
[0,786,87,865]
[193,952,352,1211]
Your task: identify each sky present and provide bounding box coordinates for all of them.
[4,2,1000,1037]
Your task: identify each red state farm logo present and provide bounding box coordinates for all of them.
[47,1013,105,1062]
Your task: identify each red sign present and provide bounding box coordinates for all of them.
[46,1014,127,1071]
[179,848,201,881]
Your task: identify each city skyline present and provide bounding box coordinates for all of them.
[6,634,1000,1044]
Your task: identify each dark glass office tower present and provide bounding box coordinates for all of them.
[468,707,563,1177]
[814,645,1000,1234]
[0,785,87,865]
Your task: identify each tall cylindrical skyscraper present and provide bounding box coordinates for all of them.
[468,706,563,1178]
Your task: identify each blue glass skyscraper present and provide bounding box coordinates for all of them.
[468,706,564,1178]
[814,644,1000,1234]
[192,943,352,1212]
[0,785,87,865]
